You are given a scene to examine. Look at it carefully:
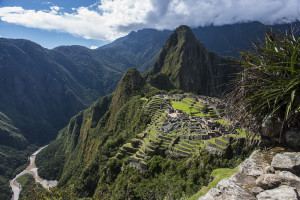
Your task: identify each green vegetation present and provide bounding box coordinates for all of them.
[0,144,37,200]
[228,30,300,138]
[207,138,227,149]
[215,119,230,126]
[188,168,238,200]
[16,174,42,200]
[36,86,248,199]
[23,185,83,200]
[171,101,205,117]
[140,97,148,101]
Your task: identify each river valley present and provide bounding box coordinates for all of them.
[10,146,57,200]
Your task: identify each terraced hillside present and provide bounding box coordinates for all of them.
[36,68,252,199]
[116,94,246,171]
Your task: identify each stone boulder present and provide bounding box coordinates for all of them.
[252,187,264,195]
[261,117,282,138]
[256,171,300,190]
[255,174,286,189]
[238,151,267,177]
[285,129,300,150]
[199,178,255,200]
[271,152,300,174]
[256,185,299,200]
[230,173,256,192]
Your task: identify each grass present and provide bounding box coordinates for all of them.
[188,167,238,200]
[215,119,230,126]
[173,146,192,155]
[217,137,229,144]
[140,97,148,101]
[207,138,227,149]
[171,101,206,117]
[123,143,133,148]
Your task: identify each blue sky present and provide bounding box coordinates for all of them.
[0,0,299,49]
[0,0,107,48]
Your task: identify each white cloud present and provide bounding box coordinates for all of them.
[0,0,299,41]
[0,35,2,38]
[90,45,98,49]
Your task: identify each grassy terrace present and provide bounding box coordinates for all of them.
[206,137,227,149]
[126,95,242,173]
[171,101,206,117]
[182,98,203,107]
[171,100,221,119]
[215,119,230,126]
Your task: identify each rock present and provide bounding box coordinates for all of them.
[279,171,300,182]
[256,185,299,200]
[198,188,222,200]
[271,152,300,174]
[285,129,300,150]
[256,171,300,190]
[199,178,255,200]
[252,187,264,195]
[264,165,275,174]
[238,150,267,177]
[261,116,282,138]
[255,174,285,190]
[218,179,256,200]
[278,171,300,192]
[230,173,256,191]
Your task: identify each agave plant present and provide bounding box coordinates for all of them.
[227,29,300,141]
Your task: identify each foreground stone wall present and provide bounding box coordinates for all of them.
[199,148,300,200]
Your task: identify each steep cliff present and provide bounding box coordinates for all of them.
[36,68,157,196]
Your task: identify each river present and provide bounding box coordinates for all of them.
[10,146,58,200]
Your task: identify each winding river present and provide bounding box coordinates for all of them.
[10,146,58,200]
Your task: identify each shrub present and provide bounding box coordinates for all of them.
[227,30,300,141]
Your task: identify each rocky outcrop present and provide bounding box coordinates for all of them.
[199,149,300,200]
[256,185,299,200]
[271,152,300,174]
[199,178,256,200]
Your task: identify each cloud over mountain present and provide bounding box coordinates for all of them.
[0,0,298,41]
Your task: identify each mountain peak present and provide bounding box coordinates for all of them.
[110,67,145,115]
[145,25,235,96]
[174,25,195,41]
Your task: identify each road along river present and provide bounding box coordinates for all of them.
[10,146,58,200]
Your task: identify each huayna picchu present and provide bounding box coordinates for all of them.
[144,25,236,96]
[32,26,252,200]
